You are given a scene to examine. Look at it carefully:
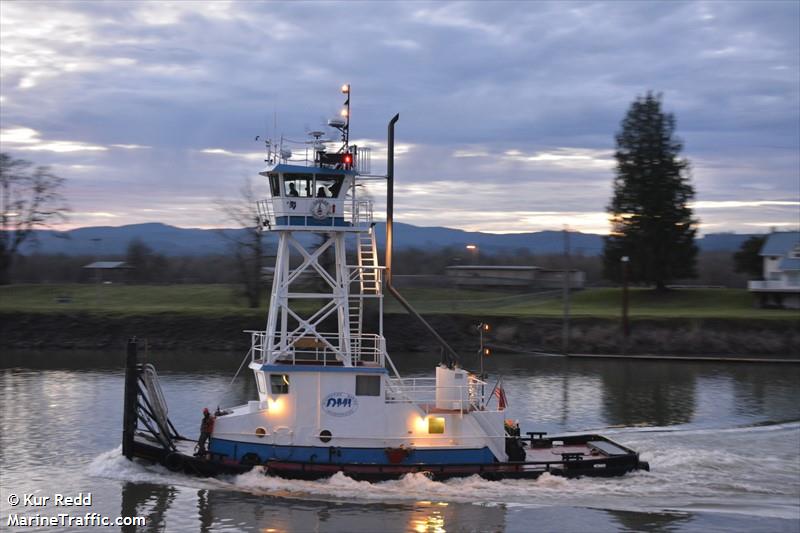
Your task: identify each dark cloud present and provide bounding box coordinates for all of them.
[1,0,797,233]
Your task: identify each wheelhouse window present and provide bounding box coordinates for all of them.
[268,173,280,197]
[355,375,381,396]
[284,173,313,198]
[314,174,344,199]
[256,372,267,394]
[270,374,290,394]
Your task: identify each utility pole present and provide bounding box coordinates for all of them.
[92,237,102,307]
[477,322,490,379]
[621,256,630,346]
[562,226,571,354]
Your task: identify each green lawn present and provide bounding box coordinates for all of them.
[0,284,258,316]
[392,287,797,319]
[0,284,795,320]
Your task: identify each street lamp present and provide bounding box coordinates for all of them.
[465,244,478,265]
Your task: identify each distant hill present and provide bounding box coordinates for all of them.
[18,222,759,257]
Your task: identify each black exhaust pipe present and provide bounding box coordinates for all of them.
[384,114,461,367]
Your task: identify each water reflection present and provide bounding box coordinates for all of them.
[599,362,696,427]
[120,482,176,533]
[149,483,508,533]
[605,507,691,532]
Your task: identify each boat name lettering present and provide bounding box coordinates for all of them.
[322,392,358,417]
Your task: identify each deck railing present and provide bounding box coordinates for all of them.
[247,330,385,367]
[256,199,275,229]
[386,375,490,413]
[748,279,800,291]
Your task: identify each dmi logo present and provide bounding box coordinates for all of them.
[322,392,358,417]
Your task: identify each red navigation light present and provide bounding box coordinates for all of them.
[343,153,353,165]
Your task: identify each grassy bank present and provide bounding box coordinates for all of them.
[1,284,797,356]
[0,283,795,320]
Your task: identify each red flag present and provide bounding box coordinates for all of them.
[494,387,507,410]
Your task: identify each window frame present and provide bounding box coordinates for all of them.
[355,375,381,397]
[268,173,280,197]
[313,174,345,199]
[269,373,290,395]
[428,417,445,434]
[283,173,314,198]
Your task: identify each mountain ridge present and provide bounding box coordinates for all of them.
[17,222,759,256]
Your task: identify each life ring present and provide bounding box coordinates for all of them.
[310,199,331,220]
[164,452,184,472]
[384,446,411,464]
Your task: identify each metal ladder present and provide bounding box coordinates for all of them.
[349,229,380,351]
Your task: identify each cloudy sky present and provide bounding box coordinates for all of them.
[1,0,798,234]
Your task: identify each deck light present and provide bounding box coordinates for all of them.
[465,244,477,251]
[267,398,283,413]
[482,347,491,357]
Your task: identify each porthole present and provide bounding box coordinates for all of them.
[319,430,332,443]
[255,427,267,438]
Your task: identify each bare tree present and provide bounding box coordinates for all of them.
[217,179,266,308]
[0,153,69,285]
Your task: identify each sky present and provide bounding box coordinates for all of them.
[1,0,798,235]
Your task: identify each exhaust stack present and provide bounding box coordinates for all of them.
[384,114,461,367]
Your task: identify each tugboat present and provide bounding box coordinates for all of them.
[121,85,648,481]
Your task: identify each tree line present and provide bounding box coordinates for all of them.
[9,241,752,289]
[0,91,772,300]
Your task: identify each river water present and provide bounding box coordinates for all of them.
[1,349,798,532]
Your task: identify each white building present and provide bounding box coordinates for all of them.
[748,231,800,309]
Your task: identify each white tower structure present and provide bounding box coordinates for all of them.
[252,83,386,370]
[254,162,383,368]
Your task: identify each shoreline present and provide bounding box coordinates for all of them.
[1,311,798,360]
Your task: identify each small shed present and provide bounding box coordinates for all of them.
[445,265,585,289]
[82,261,130,283]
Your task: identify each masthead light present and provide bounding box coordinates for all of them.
[340,108,349,117]
[341,84,350,94]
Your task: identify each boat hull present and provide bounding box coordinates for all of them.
[130,433,648,482]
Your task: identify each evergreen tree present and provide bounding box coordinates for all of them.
[603,93,698,290]
[733,235,766,279]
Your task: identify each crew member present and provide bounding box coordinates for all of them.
[197,407,215,456]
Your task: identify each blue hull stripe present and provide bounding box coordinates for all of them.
[209,438,497,465]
